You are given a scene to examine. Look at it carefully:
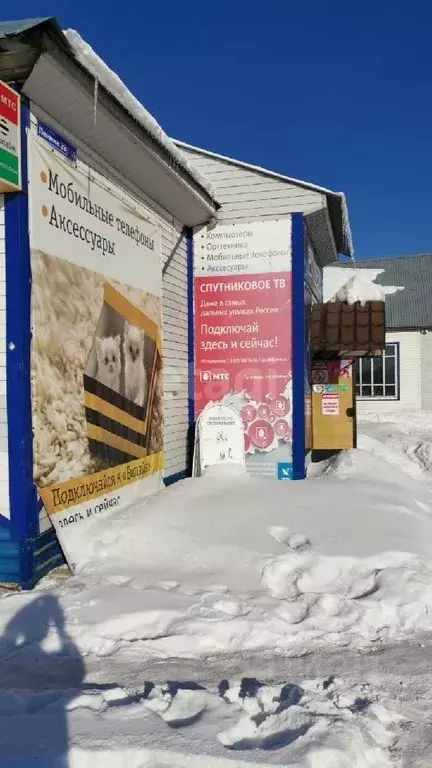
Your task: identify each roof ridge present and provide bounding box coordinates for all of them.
[349,253,432,264]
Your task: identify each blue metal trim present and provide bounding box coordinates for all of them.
[5,94,37,589]
[164,470,187,487]
[291,213,306,480]
[186,227,195,430]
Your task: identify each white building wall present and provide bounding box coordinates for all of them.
[162,234,189,477]
[29,106,190,483]
[420,331,432,410]
[0,195,9,518]
[356,331,421,414]
[180,149,325,224]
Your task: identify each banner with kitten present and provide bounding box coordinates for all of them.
[28,131,163,570]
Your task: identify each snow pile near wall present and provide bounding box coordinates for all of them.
[11,435,432,662]
[64,30,216,201]
[324,266,404,305]
[359,410,432,485]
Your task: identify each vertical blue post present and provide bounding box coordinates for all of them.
[186,227,195,477]
[5,95,37,588]
[291,213,306,480]
[186,227,195,430]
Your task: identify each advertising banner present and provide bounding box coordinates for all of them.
[194,219,292,479]
[0,80,21,192]
[28,133,163,568]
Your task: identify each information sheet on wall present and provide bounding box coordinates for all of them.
[194,218,293,479]
[28,133,163,568]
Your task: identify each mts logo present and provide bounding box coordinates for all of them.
[200,371,229,383]
[0,94,17,110]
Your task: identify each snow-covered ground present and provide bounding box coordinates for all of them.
[2,411,432,766]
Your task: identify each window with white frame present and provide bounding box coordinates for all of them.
[356,344,399,399]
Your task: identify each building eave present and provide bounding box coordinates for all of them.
[174,139,354,258]
[0,19,219,224]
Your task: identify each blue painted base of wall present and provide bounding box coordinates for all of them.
[0,522,65,589]
[0,471,188,588]
[164,471,188,487]
[0,522,20,584]
[32,528,65,583]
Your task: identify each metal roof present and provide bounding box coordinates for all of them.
[0,18,52,36]
[334,253,432,329]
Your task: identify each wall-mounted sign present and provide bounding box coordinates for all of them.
[0,80,21,192]
[28,133,163,570]
[311,363,328,384]
[193,218,293,479]
[321,393,339,416]
[37,120,77,163]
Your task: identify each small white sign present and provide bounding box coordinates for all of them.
[321,394,339,416]
[193,403,245,475]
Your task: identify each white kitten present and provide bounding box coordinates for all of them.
[124,321,147,407]
[95,335,121,392]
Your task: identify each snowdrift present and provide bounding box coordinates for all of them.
[15,439,432,662]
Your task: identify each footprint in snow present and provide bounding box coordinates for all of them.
[144,683,208,727]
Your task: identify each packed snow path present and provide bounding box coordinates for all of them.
[1,642,431,766]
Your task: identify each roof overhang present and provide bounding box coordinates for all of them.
[311,301,385,357]
[0,19,219,226]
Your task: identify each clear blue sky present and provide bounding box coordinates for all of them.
[5,1,432,258]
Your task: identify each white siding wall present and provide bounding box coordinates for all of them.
[162,233,189,477]
[180,150,325,223]
[0,195,9,518]
[29,107,190,484]
[356,331,421,414]
[421,331,432,409]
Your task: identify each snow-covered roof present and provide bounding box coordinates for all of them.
[174,140,354,258]
[63,31,217,203]
[0,18,218,206]
[327,254,432,329]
